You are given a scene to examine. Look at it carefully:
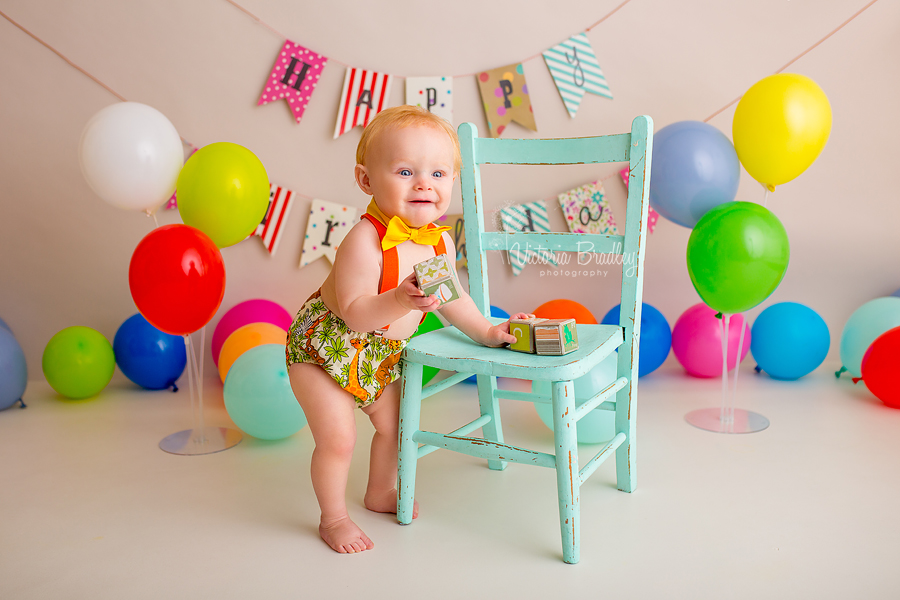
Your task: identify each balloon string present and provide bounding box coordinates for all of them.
[720,314,728,429]
[183,335,196,436]
[188,333,207,443]
[763,188,769,209]
[732,312,746,429]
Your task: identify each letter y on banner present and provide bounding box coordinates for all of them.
[258,40,328,124]
[542,33,612,118]
[334,68,394,138]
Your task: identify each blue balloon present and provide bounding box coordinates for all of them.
[649,121,740,228]
[601,303,671,377]
[114,314,186,390]
[751,302,829,380]
[465,306,511,383]
[0,316,11,334]
[0,328,27,410]
[892,288,900,298]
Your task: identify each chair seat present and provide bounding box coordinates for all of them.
[403,319,624,381]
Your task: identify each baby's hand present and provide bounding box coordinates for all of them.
[484,312,535,347]
[395,272,440,313]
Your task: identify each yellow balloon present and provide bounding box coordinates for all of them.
[176,142,270,248]
[218,322,287,383]
[732,73,832,191]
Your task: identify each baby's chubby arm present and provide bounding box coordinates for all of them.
[330,220,439,333]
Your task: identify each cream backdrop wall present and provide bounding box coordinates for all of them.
[1,0,898,382]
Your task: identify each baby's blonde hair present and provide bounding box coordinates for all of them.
[356,105,462,173]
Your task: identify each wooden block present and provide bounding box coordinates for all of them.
[508,317,547,353]
[414,253,461,307]
[534,319,579,355]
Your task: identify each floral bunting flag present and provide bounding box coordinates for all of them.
[476,63,536,138]
[334,68,394,138]
[405,77,453,123]
[300,199,358,267]
[499,200,556,276]
[619,167,658,233]
[557,180,618,235]
[258,40,328,124]
[542,33,612,118]
[251,184,295,255]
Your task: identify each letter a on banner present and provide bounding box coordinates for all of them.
[542,33,612,118]
[258,40,328,124]
[334,68,394,138]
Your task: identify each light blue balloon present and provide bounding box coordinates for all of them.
[750,302,829,380]
[0,317,11,334]
[840,297,900,378]
[891,288,900,298]
[649,121,740,228]
[533,354,617,444]
[223,344,306,440]
[0,328,27,410]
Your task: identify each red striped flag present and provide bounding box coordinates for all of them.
[334,68,393,138]
[253,184,295,255]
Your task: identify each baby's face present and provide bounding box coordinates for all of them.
[356,124,456,228]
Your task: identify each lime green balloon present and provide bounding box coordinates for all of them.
[176,142,270,248]
[42,326,115,399]
[412,312,444,385]
[686,201,790,314]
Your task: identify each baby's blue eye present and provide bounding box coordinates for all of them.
[433,171,443,178]
[400,169,412,176]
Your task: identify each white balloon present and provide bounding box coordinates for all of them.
[78,102,184,212]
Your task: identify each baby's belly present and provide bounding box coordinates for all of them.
[382,309,425,341]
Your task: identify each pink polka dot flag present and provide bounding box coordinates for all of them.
[257,40,328,124]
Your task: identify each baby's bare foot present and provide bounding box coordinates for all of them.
[364,488,419,519]
[319,516,374,554]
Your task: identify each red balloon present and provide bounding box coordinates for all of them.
[859,326,900,409]
[129,224,226,335]
[533,299,597,324]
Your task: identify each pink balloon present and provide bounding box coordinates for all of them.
[672,303,751,378]
[211,299,292,366]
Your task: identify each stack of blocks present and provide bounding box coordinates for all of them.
[509,317,579,355]
[413,253,460,307]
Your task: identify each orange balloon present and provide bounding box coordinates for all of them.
[533,299,597,324]
[218,322,287,382]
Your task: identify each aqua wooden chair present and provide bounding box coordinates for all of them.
[397,116,653,564]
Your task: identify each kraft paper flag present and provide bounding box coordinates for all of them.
[435,213,466,269]
[557,181,618,235]
[300,199,358,267]
[476,63,536,138]
[258,40,328,124]
[405,77,453,123]
[542,33,612,118]
[334,68,394,138]
[499,200,557,276]
[619,167,658,233]
[252,184,295,255]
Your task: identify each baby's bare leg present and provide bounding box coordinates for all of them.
[289,363,374,553]
[362,380,419,518]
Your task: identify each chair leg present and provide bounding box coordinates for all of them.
[551,380,580,564]
[615,379,636,493]
[398,361,423,525]
[475,374,506,471]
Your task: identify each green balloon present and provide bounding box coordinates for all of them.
[42,326,115,399]
[412,312,444,385]
[686,201,790,314]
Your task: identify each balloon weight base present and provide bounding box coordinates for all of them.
[159,426,243,455]
[685,408,769,434]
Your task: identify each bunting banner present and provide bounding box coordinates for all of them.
[258,40,328,124]
[435,213,466,269]
[542,33,613,118]
[164,145,197,210]
[619,167,658,233]
[558,180,618,235]
[405,76,453,123]
[499,200,557,276]
[334,68,394,138]
[300,199,358,267]
[476,63,536,138]
[251,184,296,255]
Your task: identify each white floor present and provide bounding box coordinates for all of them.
[2,362,899,599]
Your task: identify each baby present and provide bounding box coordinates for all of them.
[286,105,528,554]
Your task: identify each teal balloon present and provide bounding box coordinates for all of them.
[533,354,617,444]
[839,297,900,378]
[686,201,790,314]
[223,344,307,440]
[751,302,829,380]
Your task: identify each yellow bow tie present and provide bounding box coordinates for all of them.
[366,200,451,251]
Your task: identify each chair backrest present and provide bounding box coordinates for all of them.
[458,116,653,361]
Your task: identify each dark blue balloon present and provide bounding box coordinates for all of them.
[0,328,27,410]
[465,306,511,384]
[892,288,900,298]
[601,303,672,377]
[751,302,829,380]
[649,121,740,228]
[114,314,186,390]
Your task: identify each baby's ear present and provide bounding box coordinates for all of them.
[354,164,372,193]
